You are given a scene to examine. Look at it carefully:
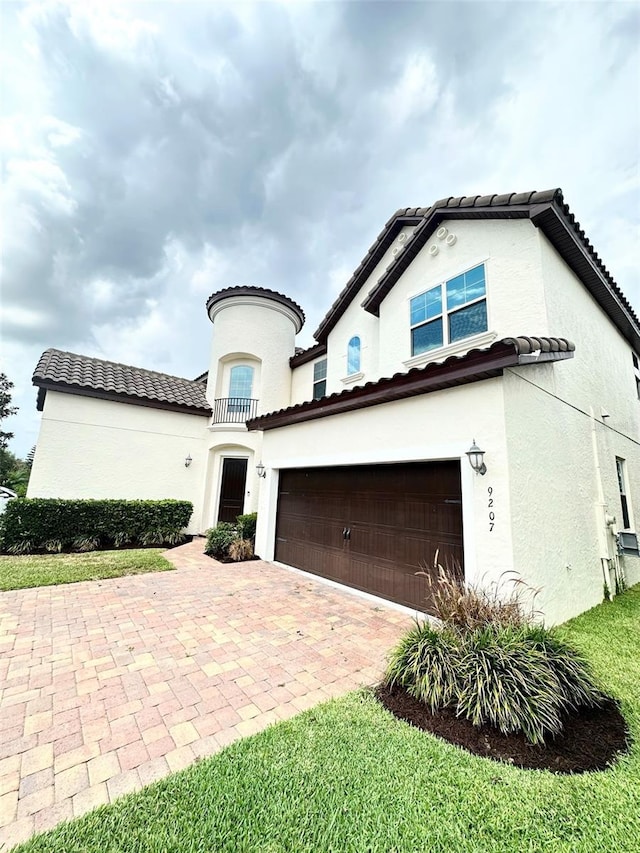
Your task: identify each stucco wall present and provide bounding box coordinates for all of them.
[538,231,639,442]
[255,378,515,599]
[28,392,208,533]
[321,219,549,395]
[207,298,298,415]
[503,362,614,625]
[500,231,640,614]
[290,358,316,406]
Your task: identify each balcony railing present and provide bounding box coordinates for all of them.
[212,397,259,425]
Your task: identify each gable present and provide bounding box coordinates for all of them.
[313,189,640,352]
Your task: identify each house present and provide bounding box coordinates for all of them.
[28,188,640,624]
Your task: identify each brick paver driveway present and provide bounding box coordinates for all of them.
[0,540,410,848]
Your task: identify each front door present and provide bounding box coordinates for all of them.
[217,458,248,523]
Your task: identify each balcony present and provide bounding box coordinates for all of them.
[212,397,259,425]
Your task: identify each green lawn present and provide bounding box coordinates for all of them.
[11,587,640,853]
[0,549,174,591]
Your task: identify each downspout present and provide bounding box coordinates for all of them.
[590,407,615,596]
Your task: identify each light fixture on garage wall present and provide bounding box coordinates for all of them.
[184,454,192,468]
[466,440,486,476]
[256,461,266,478]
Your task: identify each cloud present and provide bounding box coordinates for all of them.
[1,0,638,456]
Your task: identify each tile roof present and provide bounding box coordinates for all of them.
[33,349,212,415]
[248,336,575,431]
[205,286,305,331]
[313,189,639,351]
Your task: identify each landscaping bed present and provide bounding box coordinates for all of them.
[375,684,629,773]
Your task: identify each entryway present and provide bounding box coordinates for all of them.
[217,457,248,523]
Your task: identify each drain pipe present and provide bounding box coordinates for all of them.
[590,408,614,596]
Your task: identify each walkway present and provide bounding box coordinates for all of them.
[0,541,410,848]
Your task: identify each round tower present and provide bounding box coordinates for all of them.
[205,285,305,416]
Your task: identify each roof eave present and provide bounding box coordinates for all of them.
[33,380,212,417]
[312,215,422,341]
[248,345,520,432]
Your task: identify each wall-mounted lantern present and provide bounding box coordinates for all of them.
[256,461,266,479]
[466,440,486,476]
[184,454,192,468]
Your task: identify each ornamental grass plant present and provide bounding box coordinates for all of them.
[385,568,605,744]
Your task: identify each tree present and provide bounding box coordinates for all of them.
[0,373,17,451]
[0,373,19,486]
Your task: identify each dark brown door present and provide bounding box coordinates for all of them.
[275,462,463,612]
[217,458,248,523]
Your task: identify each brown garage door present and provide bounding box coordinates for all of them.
[275,461,463,612]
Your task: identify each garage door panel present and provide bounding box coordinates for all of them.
[275,462,463,612]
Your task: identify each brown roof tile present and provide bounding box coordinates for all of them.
[205,286,305,331]
[248,336,575,432]
[33,349,211,415]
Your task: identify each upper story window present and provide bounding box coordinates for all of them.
[228,365,254,411]
[347,336,361,375]
[616,458,631,530]
[633,352,640,400]
[410,264,487,356]
[313,359,327,400]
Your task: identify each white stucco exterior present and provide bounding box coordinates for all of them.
[28,392,208,533]
[28,200,640,624]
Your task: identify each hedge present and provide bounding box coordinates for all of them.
[0,498,193,554]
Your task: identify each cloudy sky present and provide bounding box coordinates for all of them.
[1,0,639,457]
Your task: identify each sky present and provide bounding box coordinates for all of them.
[1,0,639,458]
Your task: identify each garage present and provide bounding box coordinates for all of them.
[274,461,463,612]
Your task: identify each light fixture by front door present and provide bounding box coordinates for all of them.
[184,454,192,468]
[466,440,486,475]
[256,461,266,478]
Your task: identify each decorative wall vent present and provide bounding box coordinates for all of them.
[427,225,458,258]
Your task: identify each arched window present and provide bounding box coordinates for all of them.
[347,336,361,375]
[228,365,254,412]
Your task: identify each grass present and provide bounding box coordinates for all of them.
[10,586,640,853]
[0,549,174,591]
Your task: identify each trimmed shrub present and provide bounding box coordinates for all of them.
[204,513,258,562]
[384,579,605,744]
[0,498,192,554]
[204,523,237,560]
[236,513,257,541]
[386,621,461,713]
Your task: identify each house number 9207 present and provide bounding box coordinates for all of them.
[488,486,495,532]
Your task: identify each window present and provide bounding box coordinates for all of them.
[228,365,254,412]
[633,352,640,400]
[616,458,631,530]
[347,336,361,375]
[410,264,487,356]
[313,359,327,400]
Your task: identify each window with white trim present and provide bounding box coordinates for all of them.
[228,365,254,412]
[313,359,327,400]
[410,263,488,356]
[347,336,361,375]
[616,457,631,530]
[633,351,640,400]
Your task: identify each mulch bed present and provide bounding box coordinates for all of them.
[375,685,630,773]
